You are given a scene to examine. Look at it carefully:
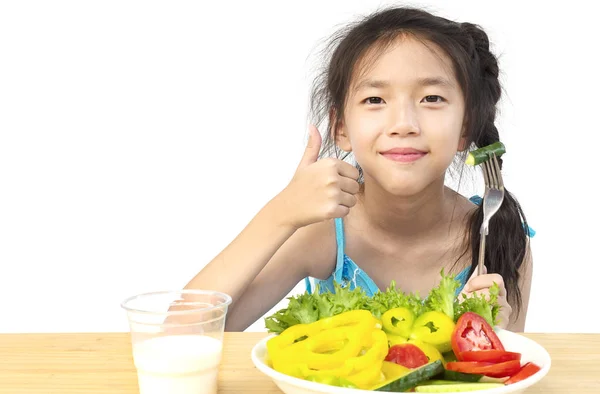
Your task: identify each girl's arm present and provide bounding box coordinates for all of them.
[506,240,533,332]
[222,218,335,331]
[185,126,359,331]
[183,194,335,332]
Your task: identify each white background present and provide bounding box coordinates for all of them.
[1,0,597,334]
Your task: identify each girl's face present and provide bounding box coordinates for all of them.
[338,35,466,196]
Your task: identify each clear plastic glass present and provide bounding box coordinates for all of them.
[121,290,232,394]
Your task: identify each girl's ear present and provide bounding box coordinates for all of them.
[336,123,353,152]
[330,108,352,152]
[457,125,469,152]
[457,136,468,152]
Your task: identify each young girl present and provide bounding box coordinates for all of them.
[186,6,534,332]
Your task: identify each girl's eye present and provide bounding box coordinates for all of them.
[364,97,384,104]
[422,95,445,103]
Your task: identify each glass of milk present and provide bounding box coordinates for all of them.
[121,290,232,394]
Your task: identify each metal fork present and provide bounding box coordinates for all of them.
[477,153,505,276]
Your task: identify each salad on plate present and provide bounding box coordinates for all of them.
[261,271,542,392]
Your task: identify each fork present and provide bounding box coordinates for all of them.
[477,153,505,276]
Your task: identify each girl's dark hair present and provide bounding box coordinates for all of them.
[309,6,529,318]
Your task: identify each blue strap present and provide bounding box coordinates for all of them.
[455,266,471,295]
[303,218,348,295]
[333,218,345,284]
[304,277,312,294]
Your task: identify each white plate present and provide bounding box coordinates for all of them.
[251,329,551,394]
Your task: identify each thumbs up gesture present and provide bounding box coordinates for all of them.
[278,125,361,230]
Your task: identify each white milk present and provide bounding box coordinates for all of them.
[132,335,223,394]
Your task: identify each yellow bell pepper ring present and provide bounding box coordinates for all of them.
[368,361,412,390]
[345,329,388,371]
[275,326,365,371]
[266,322,322,361]
[409,311,456,353]
[297,362,355,379]
[271,327,387,379]
[291,327,387,376]
[266,310,374,369]
[381,307,415,338]
[314,310,376,331]
[386,333,409,348]
[345,360,384,389]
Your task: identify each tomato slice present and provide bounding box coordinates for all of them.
[505,362,542,384]
[446,360,522,378]
[452,312,505,360]
[385,343,429,369]
[459,350,521,363]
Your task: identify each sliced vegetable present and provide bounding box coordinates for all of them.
[442,351,458,363]
[451,312,505,359]
[446,360,522,378]
[505,362,542,385]
[460,350,521,363]
[442,370,509,384]
[367,361,412,391]
[266,310,386,379]
[385,343,429,368]
[465,142,506,166]
[382,307,415,338]
[380,361,412,382]
[417,380,464,385]
[345,361,384,389]
[374,360,444,392]
[415,382,505,392]
[409,339,445,365]
[410,311,456,353]
[386,333,409,347]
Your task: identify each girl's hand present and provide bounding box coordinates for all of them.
[275,125,360,229]
[459,265,512,329]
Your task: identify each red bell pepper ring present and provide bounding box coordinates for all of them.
[505,362,542,385]
[452,312,505,360]
[459,350,521,363]
[446,360,522,378]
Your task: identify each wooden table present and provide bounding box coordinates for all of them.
[0,332,598,393]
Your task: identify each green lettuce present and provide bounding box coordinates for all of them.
[422,269,460,319]
[264,292,319,334]
[313,281,367,318]
[264,282,366,333]
[264,271,502,333]
[454,282,501,327]
[365,281,423,319]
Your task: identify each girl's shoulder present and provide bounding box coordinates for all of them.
[291,219,339,280]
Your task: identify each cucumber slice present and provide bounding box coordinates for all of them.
[465,142,505,166]
[442,370,508,384]
[374,360,444,392]
[417,380,465,385]
[442,370,482,383]
[415,383,504,392]
[442,351,457,363]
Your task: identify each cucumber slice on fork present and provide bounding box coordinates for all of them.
[465,142,506,166]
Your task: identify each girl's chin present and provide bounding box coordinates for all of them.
[364,176,443,198]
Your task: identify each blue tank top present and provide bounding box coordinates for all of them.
[303,195,535,297]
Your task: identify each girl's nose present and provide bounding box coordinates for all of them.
[386,103,420,137]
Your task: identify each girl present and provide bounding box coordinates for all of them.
[185,6,533,332]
